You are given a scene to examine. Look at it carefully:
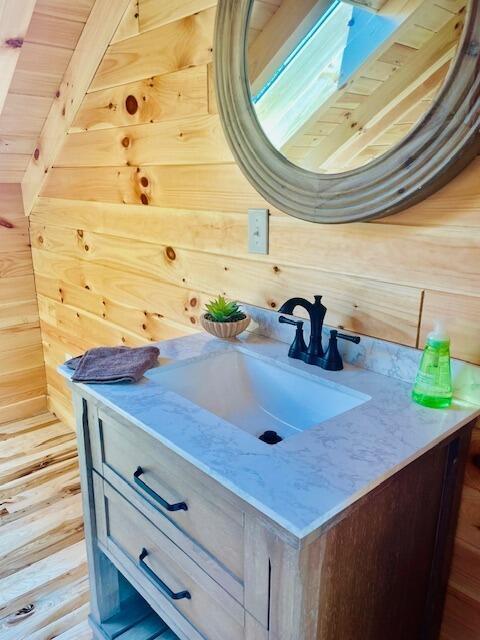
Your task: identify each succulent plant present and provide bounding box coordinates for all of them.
[204,296,246,323]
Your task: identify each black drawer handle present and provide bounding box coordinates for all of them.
[133,466,188,512]
[139,548,191,601]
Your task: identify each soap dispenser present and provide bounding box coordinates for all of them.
[412,321,452,408]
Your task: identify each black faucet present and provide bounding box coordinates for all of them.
[278,296,360,371]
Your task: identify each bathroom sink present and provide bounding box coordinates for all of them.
[149,350,370,442]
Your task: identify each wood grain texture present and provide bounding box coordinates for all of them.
[29,220,422,345]
[0,412,90,639]
[440,424,480,640]
[0,185,46,424]
[90,7,216,91]
[420,291,480,364]
[21,0,132,214]
[314,439,462,640]
[26,1,480,637]
[0,1,94,186]
[71,65,209,132]
[139,0,217,33]
[111,0,140,44]
[57,114,232,167]
[0,0,37,116]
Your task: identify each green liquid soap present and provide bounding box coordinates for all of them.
[412,322,452,409]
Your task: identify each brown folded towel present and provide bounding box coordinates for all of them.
[65,345,160,384]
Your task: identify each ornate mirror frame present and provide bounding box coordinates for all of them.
[214,0,480,223]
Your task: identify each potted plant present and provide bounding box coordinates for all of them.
[200,296,251,339]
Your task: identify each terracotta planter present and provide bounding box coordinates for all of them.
[200,313,251,339]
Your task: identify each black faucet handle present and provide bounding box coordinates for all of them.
[279,315,303,328]
[322,330,361,371]
[279,316,307,359]
[336,331,361,344]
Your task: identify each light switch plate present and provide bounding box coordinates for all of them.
[248,208,269,254]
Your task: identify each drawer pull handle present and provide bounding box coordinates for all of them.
[133,466,188,512]
[139,548,191,601]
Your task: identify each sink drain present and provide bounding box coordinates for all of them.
[259,430,283,445]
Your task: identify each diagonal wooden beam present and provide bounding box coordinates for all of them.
[303,12,463,170]
[324,59,451,171]
[21,0,131,216]
[0,0,37,117]
[280,0,427,156]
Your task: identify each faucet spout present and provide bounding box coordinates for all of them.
[278,296,327,361]
[278,297,313,316]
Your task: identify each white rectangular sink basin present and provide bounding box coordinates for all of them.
[151,350,370,443]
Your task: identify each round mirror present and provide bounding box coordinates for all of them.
[215,0,480,222]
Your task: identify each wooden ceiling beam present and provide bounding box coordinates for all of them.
[323,60,451,171]
[303,12,463,170]
[281,0,427,154]
[0,0,37,119]
[21,0,131,215]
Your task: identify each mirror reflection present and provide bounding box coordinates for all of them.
[247,0,466,174]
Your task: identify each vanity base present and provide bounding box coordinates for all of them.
[89,594,178,640]
[73,389,475,640]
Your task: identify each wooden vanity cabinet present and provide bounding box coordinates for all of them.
[73,392,473,640]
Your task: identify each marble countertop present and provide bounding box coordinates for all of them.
[60,332,480,541]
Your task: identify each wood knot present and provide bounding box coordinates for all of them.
[38,235,44,244]
[121,136,130,148]
[0,217,14,229]
[165,246,176,261]
[190,297,197,308]
[140,176,149,187]
[55,90,60,98]
[125,95,138,115]
[5,38,23,48]
[190,317,197,324]
[140,193,149,205]
[273,265,280,273]
[77,229,84,238]
[34,148,40,160]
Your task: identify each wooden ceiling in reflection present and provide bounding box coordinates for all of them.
[249,0,466,172]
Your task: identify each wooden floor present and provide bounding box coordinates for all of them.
[0,412,92,639]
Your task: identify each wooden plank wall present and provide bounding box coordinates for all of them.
[26,1,479,636]
[0,183,46,423]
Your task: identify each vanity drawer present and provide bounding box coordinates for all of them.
[90,410,245,596]
[94,475,246,640]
